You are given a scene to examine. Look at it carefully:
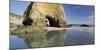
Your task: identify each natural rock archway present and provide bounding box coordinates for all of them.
[45,15,59,27]
[23,2,67,29]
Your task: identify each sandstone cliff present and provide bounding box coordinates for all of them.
[10,13,23,25]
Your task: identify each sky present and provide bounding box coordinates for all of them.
[63,4,94,24]
[10,0,95,25]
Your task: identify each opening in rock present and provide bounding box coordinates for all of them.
[45,15,60,27]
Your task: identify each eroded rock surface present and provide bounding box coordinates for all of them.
[10,2,67,33]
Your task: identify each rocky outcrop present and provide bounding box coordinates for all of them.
[10,2,67,33]
[10,13,23,25]
[23,2,67,28]
[10,13,23,31]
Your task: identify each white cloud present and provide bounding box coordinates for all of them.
[88,15,94,19]
[87,15,95,24]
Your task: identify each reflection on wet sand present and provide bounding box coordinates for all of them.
[14,30,66,48]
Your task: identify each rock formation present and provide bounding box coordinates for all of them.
[23,2,67,28]
[10,13,23,25]
[10,2,67,33]
[10,13,23,31]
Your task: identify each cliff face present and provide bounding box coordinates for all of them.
[10,13,24,31]
[23,2,67,28]
[10,13,23,25]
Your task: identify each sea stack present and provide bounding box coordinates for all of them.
[23,2,67,29]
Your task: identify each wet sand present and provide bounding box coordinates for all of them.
[45,27,94,32]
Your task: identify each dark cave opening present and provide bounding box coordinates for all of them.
[45,15,60,27]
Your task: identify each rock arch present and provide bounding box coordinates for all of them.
[23,2,67,29]
[45,15,60,27]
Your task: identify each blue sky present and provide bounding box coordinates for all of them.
[10,0,95,25]
[63,4,94,24]
[10,0,30,16]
